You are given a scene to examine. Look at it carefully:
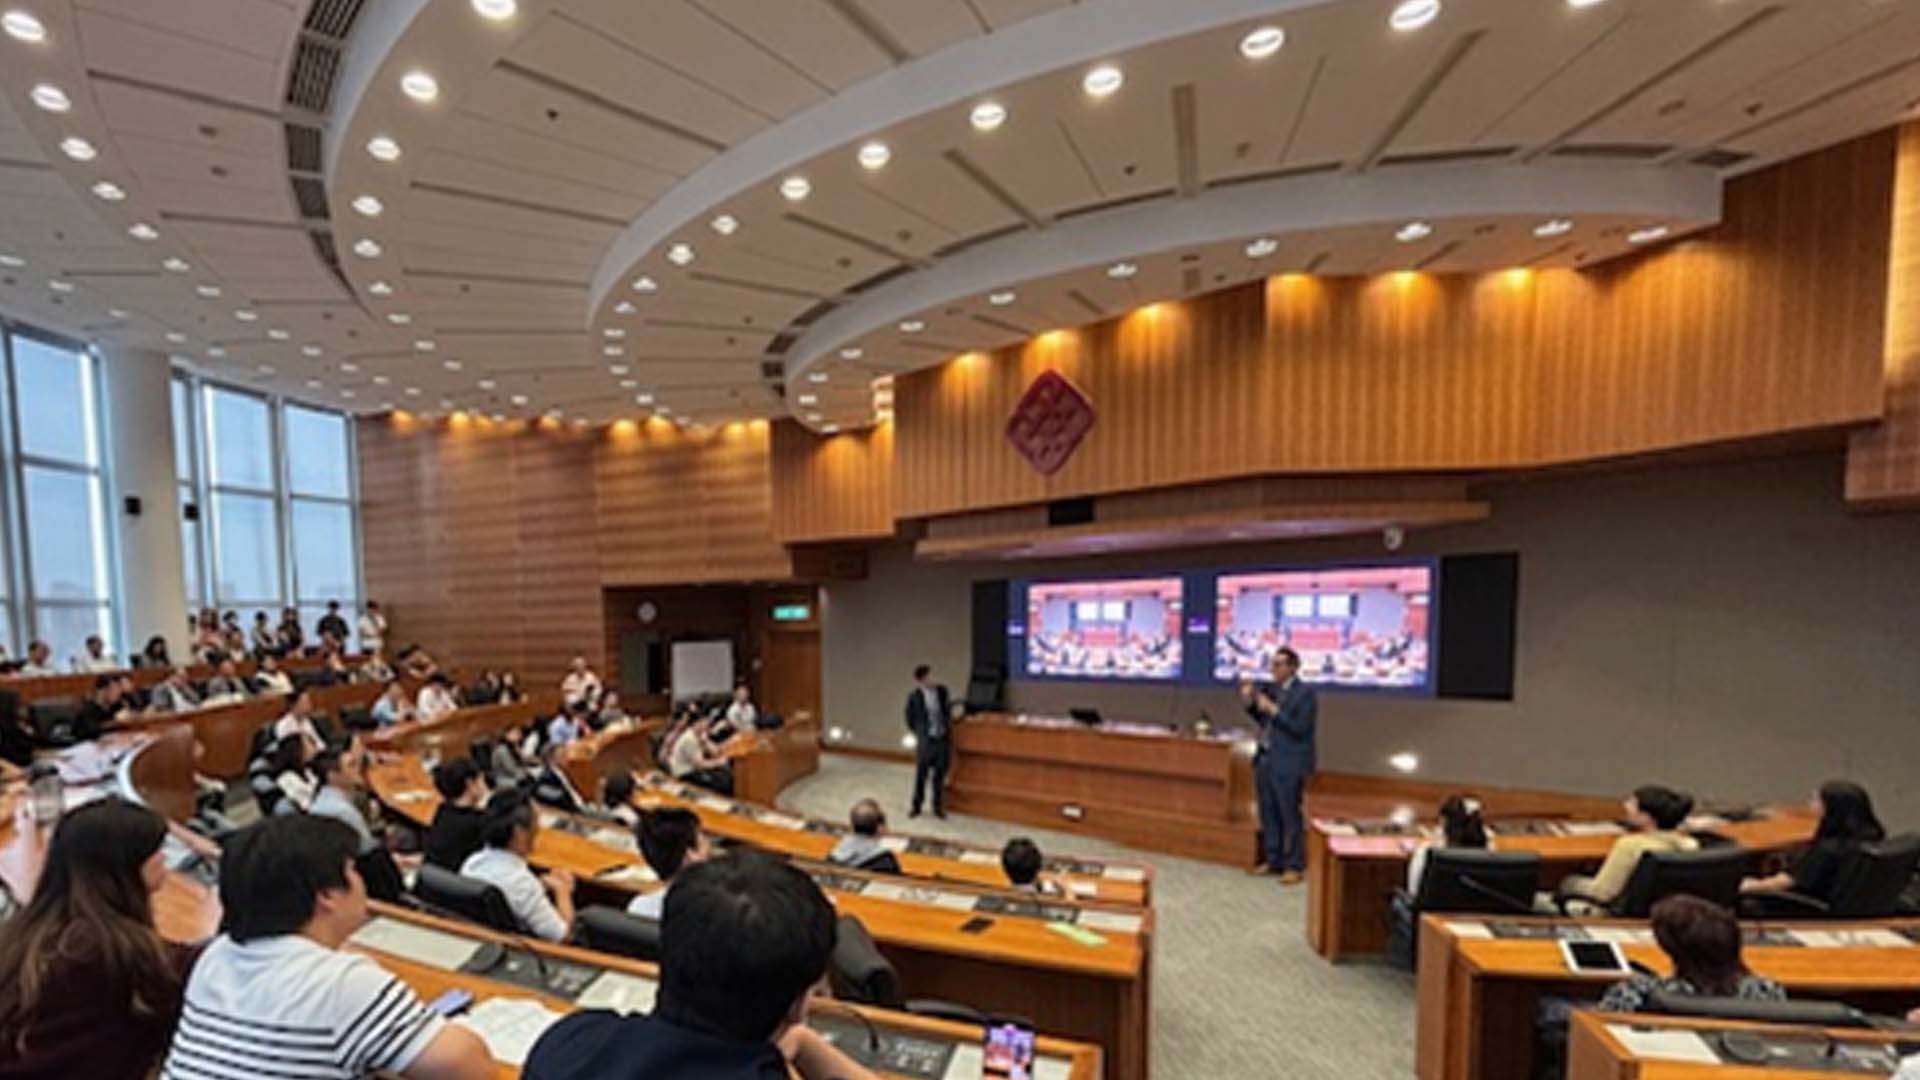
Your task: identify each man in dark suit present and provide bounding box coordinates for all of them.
[1241,646,1318,884]
[904,664,952,818]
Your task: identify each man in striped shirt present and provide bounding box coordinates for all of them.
[161,815,492,1079]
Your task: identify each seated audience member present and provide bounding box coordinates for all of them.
[626,808,711,921]
[315,650,351,686]
[560,655,602,709]
[489,725,533,788]
[724,683,757,730]
[148,666,203,714]
[1598,895,1787,1012]
[466,668,503,707]
[600,771,639,827]
[250,611,277,656]
[203,658,250,702]
[1407,795,1490,894]
[251,652,294,695]
[1741,780,1886,903]
[666,715,734,796]
[1553,785,1698,912]
[160,815,491,1079]
[0,692,28,770]
[461,792,575,942]
[425,759,491,871]
[140,635,172,669]
[262,734,319,815]
[75,675,133,740]
[0,798,201,1077]
[307,748,377,854]
[17,640,54,677]
[359,649,395,684]
[396,644,438,680]
[497,670,525,703]
[192,616,225,664]
[371,680,414,727]
[416,673,460,723]
[315,601,350,647]
[596,690,629,728]
[275,606,305,655]
[70,634,118,674]
[547,702,589,747]
[531,741,589,813]
[827,799,900,873]
[526,853,880,1080]
[357,601,387,656]
[273,690,328,757]
[1001,837,1065,896]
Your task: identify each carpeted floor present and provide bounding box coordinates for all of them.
[779,754,1418,1080]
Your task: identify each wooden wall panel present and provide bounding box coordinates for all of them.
[768,419,896,543]
[594,418,795,585]
[1849,124,1920,507]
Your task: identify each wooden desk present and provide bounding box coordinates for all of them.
[557,719,663,800]
[1416,915,1920,1080]
[1,652,364,704]
[1568,1011,1918,1080]
[367,700,536,760]
[728,719,822,805]
[1307,774,1818,962]
[370,755,1153,1080]
[949,712,1257,865]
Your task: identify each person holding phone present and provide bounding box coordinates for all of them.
[983,1021,1036,1080]
[1241,647,1317,883]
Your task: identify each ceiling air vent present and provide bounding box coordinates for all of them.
[844,263,915,296]
[309,231,341,272]
[1378,146,1517,167]
[765,335,796,357]
[292,176,331,220]
[791,300,837,328]
[760,361,786,380]
[286,38,342,112]
[285,124,323,174]
[1691,148,1753,169]
[1551,143,1672,161]
[303,0,370,40]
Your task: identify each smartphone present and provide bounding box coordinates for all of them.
[983,1020,1036,1080]
[427,988,475,1017]
[1559,939,1626,974]
[959,916,996,935]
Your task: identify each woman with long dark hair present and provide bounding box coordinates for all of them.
[0,798,200,1076]
[1599,895,1785,1012]
[1741,780,1886,902]
[1406,794,1489,893]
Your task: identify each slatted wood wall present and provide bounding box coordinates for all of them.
[594,418,796,585]
[768,419,896,544]
[1848,124,1920,508]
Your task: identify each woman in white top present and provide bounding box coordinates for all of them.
[415,675,459,723]
[252,654,294,695]
[271,691,326,758]
[1406,795,1489,894]
[356,601,387,655]
[559,656,601,709]
[723,684,757,730]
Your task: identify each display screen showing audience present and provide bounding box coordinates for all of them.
[1016,577,1183,681]
[1212,563,1435,692]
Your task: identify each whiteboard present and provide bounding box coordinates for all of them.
[670,640,735,701]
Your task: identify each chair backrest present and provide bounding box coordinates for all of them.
[354,848,406,903]
[1414,849,1541,914]
[827,915,905,1009]
[1825,834,1920,918]
[414,864,519,934]
[1613,846,1748,917]
[1643,986,1871,1028]
[853,849,903,876]
[573,906,662,962]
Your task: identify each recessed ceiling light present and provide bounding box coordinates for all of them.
[234,309,258,322]
[47,279,73,293]
[1395,220,1433,243]
[808,371,830,383]
[414,339,435,352]
[0,254,22,268]
[1083,64,1124,98]
[805,412,824,422]
[1390,0,1441,31]
[195,284,222,298]
[898,319,925,333]
[306,379,323,389]
[619,379,637,389]
[666,243,694,266]
[1567,0,1609,7]
[366,135,401,162]
[988,290,1016,306]
[604,327,626,339]
[368,280,393,296]
[208,347,227,358]
[257,364,275,374]
[839,347,863,360]
[59,137,96,163]
[267,328,289,340]
[91,181,126,201]
[603,346,624,357]
[631,275,658,293]
[387,312,412,325]
[108,307,127,318]
[477,378,497,389]
[635,393,654,406]
[30,83,69,112]
[127,222,158,241]
[163,257,190,273]
[340,390,357,400]
[1240,25,1286,60]
[970,101,1007,131]
[340,362,359,373]
[822,423,840,433]
[442,359,462,371]
[301,345,323,357]
[405,386,421,396]
[165,331,186,343]
[709,214,738,236]
[608,363,630,374]
[400,70,439,102]
[472,0,516,19]
[614,300,636,315]
[858,141,891,170]
[1534,218,1574,238]
[797,393,818,406]
[779,175,811,201]
[510,394,528,405]
[1245,237,1280,258]
[2,9,46,42]
[1107,261,1138,279]
[1627,224,1670,245]
[353,238,382,258]
[352,195,384,217]
[373,375,390,386]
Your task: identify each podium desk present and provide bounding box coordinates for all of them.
[1568,1011,1918,1080]
[948,713,1257,865]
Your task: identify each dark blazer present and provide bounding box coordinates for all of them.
[904,683,951,741]
[1247,679,1317,773]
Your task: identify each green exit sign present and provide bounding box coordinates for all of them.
[771,604,812,622]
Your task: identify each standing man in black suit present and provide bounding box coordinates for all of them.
[1241,646,1318,884]
[905,663,952,818]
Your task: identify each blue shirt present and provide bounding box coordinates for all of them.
[525,1011,787,1080]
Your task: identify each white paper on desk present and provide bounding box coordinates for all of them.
[347,917,480,971]
[931,891,979,912]
[1603,1025,1720,1065]
[958,850,1000,866]
[862,881,910,902]
[1683,814,1730,831]
[1790,928,1913,948]
[1067,880,1097,898]
[390,789,434,803]
[457,997,566,1067]
[1077,910,1144,935]
[575,971,658,1015]
[761,812,805,831]
[695,796,732,812]
[1559,821,1625,837]
[1587,927,1656,946]
[1101,865,1147,883]
[590,829,638,853]
[1443,920,1494,939]
[597,865,658,886]
[939,1044,1073,1080]
[879,836,910,853]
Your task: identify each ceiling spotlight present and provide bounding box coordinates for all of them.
[301,345,323,357]
[208,347,227,358]
[603,346,624,357]
[839,347,863,360]
[127,222,159,241]
[1083,64,1124,98]
[340,362,360,373]
[373,375,390,385]
[666,243,694,266]
[163,257,190,273]
[368,280,394,296]
[340,390,357,400]
[477,378,497,390]
[858,141,891,170]
[405,386,421,396]
[59,137,96,161]
[268,328,290,340]
[635,393,654,406]
[779,175,811,201]
[618,379,637,388]
[400,70,439,102]
[257,364,275,374]
[366,135,402,162]
[29,83,69,112]
[898,319,925,333]
[386,312,412,325]
[709,214,739,236]
[442,359,462,371]
[472,0,516,19]
[1395,220,1433,243]
[988,290,1016,306]
[47,279,73,293]
[797,394,818,406]
[164,331,186,343]
[0,254,22,268]
[970,101,1007,131]
[608,363,630,374]
[1567,0,1609,6]
[1534,218,1574,238]
[352,194,384,217]
[91,181,126,201]
[510,394,529,405]
[108,307,127,319]
[631,275,658,293]
[2,9,46,42]
[805,412,824,422]
[1245,236,1280,258]
[1627,224,1670,245]
[1240,25,1286,60]
[353,238,382,258]
[195,284,222,298]
[822,423,840,433]
[1390,0,1441,31]
[234,309,258,322]
[604,327,625,339]
[808,371,830,383]
[306,379,322,389]
[1107,261,1138,279]
[413,339,435,352]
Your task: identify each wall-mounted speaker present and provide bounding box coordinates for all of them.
[123,495,142,516]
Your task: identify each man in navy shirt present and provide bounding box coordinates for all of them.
[1241,646,1318,883]
[525,853,879,1080]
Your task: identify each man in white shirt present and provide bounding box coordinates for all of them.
[70,634,118,673]
[149,667,203,714]
[665,716,734,795]
[460,792,575,941]
[357,600,387,655]
[416,674,459,722]
[273,690,327,756]
[17,640,54,677]
[160,814,491,1080]
[559,655,601,709]
[625,807,710,921]
[308,747,378,854]
[723,684,757,730]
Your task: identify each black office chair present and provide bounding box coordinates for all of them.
[963,664,1006,714]
[414,864,519,934]
[827,915,1015,1026]
[27,701,82,747]
[1386,850,1541,970]
[1740,834,1920,920]
[1603,847,1748,918]
[1642,987,1874,1028]
[573,906,662,962]
[850,850,903,876]
[355,848,407,904]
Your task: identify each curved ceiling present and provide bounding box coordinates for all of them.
[1,0,1918,428]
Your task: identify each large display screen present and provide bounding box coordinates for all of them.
[1017,576,1183,681]
[1213,564,1434,690]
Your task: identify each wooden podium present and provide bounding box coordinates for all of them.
[947,713,1259,865]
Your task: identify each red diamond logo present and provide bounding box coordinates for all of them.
[1006,370,1095,475]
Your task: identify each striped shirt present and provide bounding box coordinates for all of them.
[161,933,446,1079]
